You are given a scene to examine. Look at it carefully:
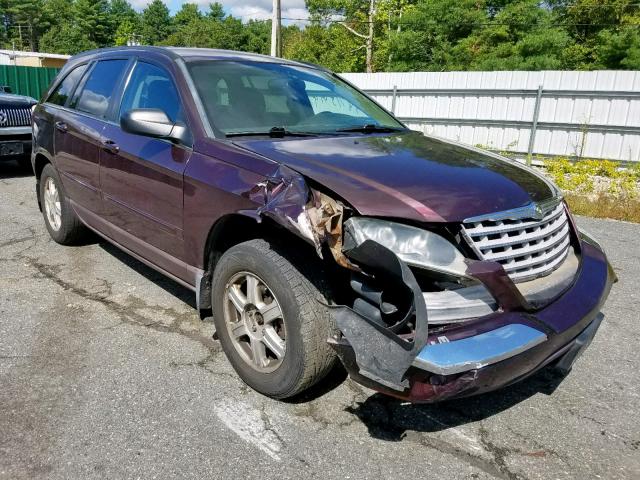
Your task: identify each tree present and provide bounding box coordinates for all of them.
[307,0,380,72]
[208,2,225,21]
[595,27,640,69]
[174,3,201,28]
[283,23,364,72]
[108,0,139,44]
[387,0,486,71]
[141,0,173,45]
[3,0,49,51]
[39,21,97,54]
[74,0,111,47]
[3,0,640,72]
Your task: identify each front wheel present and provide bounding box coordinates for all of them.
[212,239,337,399]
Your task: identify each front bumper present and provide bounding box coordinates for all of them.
[0,126,32,159]
[332,239,614,402]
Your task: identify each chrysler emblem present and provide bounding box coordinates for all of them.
[0,110,7,126]
[464,197,561,224]
[532,203,545,220]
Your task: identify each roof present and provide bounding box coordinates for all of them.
[66,46,327,72]
[0,49,71,60]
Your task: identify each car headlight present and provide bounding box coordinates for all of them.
[343,217,469,277]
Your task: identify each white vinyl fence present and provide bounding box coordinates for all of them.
[340,70,640,163]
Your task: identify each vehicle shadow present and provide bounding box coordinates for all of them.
[90,238,570,412]
[0,159,33,179]
[98,240,196,309]
[346,368,567,441]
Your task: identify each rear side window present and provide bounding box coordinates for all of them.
[47,64,88,106]
[72,59,128,118]
[119,62,182,123]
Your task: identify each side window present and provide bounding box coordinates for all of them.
[72,59,128,118]
[47,64,88,106]
[119,62,183,123]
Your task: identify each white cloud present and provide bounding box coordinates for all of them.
[129,0,153,9]
[190,0,309,23]
[130,1,310,25]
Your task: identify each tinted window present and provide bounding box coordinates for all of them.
[73,59,128,118]
[119,62,182,123]
[47,64,88,106]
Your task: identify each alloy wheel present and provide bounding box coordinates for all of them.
[223,271,286,373]
[43,176,62,231]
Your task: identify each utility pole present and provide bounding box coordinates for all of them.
[365,0,375,73]
[270,0,281,57]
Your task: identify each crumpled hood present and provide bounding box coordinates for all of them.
[234,131,556,223]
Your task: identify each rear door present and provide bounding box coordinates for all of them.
[99,59,192,280]
[53,59,129,218]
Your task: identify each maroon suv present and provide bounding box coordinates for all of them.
[31,47,614,402]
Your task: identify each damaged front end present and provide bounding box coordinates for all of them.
[245,166,615,403]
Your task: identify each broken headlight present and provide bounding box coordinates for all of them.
[343,217,469,278]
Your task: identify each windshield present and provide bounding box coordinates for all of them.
[186,60,405,137]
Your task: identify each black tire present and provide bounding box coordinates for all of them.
[39,163,88,245]
[212,239,337,399]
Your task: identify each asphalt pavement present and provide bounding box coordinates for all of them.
[1,160,639,479]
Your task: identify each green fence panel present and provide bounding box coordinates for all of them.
[0,65,60,100]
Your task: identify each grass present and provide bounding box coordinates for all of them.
[564,192,640,223]
[542,157,640,223]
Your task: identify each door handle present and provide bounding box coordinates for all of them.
[101,139,120,154]
[55,121,67,133]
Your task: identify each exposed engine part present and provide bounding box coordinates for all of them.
[328,239,429,391]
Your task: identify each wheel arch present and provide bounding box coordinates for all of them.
[197,212,317,320]
[33,151,53,211]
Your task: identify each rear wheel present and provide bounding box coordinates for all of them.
[39,163,88,245]
[212,239,337,399]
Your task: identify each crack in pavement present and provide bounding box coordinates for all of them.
[23,257,218,356]
[478,426,527,480]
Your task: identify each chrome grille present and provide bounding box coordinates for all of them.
[462,203,571,282]
[0,107,32,127]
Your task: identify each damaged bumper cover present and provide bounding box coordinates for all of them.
[330,235,615,402]
[240,165,613,403]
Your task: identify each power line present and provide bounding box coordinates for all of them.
[278,17,640,28]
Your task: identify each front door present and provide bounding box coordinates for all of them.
[100,60,191,280]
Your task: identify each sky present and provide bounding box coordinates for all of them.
[129,0,310,23]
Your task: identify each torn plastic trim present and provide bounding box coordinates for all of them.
[247,164,353,267]
[411,323,547,375]
[328,239,429,391]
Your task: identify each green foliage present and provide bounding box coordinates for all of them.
[545,157,639,198]
[1,0,640,74]
[140,0,173,45]
[544,156,640,221]
[39,21,98,54]
[74,0,111,46]
[174,3,201,27]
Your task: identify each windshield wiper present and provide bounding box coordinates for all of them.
[336,124,405,134]
[226,127,319,138]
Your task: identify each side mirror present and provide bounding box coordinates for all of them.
[120,108,189,144]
